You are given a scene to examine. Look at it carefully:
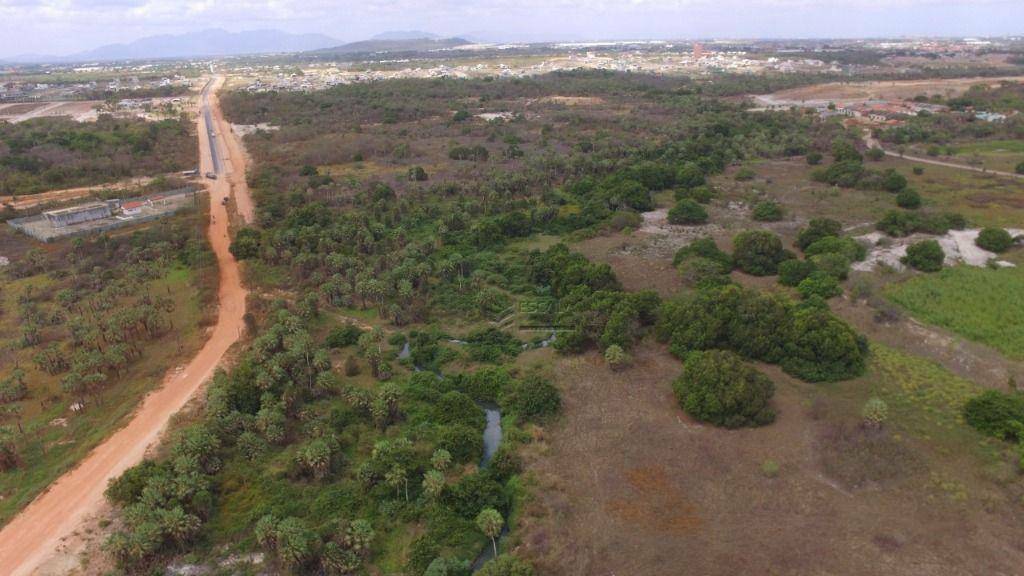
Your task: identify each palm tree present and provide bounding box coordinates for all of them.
[385,464,407,500]
[430,448,452,471]
[422,470,445,500]
[475,508,504,557]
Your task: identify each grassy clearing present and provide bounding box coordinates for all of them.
[885,266,1024,360]
[876,156,1024,227]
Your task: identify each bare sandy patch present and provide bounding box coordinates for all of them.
[854,228,1023,271]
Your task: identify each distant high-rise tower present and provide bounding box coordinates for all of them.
[693,42,705,59]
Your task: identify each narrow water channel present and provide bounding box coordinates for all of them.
[400,339,508,571]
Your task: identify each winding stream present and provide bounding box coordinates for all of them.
[399,339,508,570]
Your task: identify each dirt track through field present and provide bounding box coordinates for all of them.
[0,75,250,576]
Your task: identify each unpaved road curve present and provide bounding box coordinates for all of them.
[0,75,249,576]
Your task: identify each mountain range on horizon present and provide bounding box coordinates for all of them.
[3,29,343,64]
[0,29,497,64]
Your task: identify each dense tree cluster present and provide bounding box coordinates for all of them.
[0,115,196,196]
[657,285,867,382]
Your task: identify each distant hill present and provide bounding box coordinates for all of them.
[54,29,341,62]
[371,31,441,41]
[312,36,470,56]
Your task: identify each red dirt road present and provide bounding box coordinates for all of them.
[0,76,249,576]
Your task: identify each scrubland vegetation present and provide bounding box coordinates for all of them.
[0,115,196,196]
[0,209,214,523]
[14,69,1018,574]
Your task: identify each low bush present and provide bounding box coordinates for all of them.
[732,230,790,276]
[804,236,866,262]
[809,252,851,280]
[326,324,363,348]
[668,199,709,225]
[876,210,966,237]
[678,257,732,289]
[975,227,1013,253]
[673,237,732,269]
[500,375,560,422]
[902,240,944,272]
[734,167,756,181]
[896,188,921,209]
[962,390,1024,441]
[796,218,842,250]
[751,200,784,222]
[782,305,868,382]
[778,259,817,287]
[797,271,841,299]
[673,350,775,428]
[674,184,716,204]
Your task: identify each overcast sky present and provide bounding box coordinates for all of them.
[0,0,1022,58]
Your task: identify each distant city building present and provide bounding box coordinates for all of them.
[693,42,705,60]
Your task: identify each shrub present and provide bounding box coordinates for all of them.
[902,240,944,272]
[865,147,885,161]
[676,162,705,189]
[229,227,261,260]
[962,390,1024,441]
[476,555,535,576]
[832,139,862,163]
[782,306,867,382]
[976,227,1013,253]
[673,350,775,428]
[796,218,842,250]
[734,167,756,181]
[673,237,732,269]
[425,557,472,576]
[667,199,708,225]
[732,230,789,276]
[797,271,841,299]
[895,188,921,209]
[876,210,966,237]
[761,460,780,478]
[751,200,784,222]
[809,252,851,280]
[862,397,889,428]
[675,184,715,204]
[804,236,866,262]
[881,170,907,193]
[678,257,732,289]
[436,391,485,429]
[658,285,791,364]
[806,151,823,165]
[326,324,363,348]
[604,344,629,370]
[438,424,484,464]
[778,259,817,287]
[465,328,521,362]
[1016,161,1024,175]
[500,375,560,422]
[912,166,924,175]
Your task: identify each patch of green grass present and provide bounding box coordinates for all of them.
[867,344,1007,469]
[953,139,1024,155]
[885,266,1024,360]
